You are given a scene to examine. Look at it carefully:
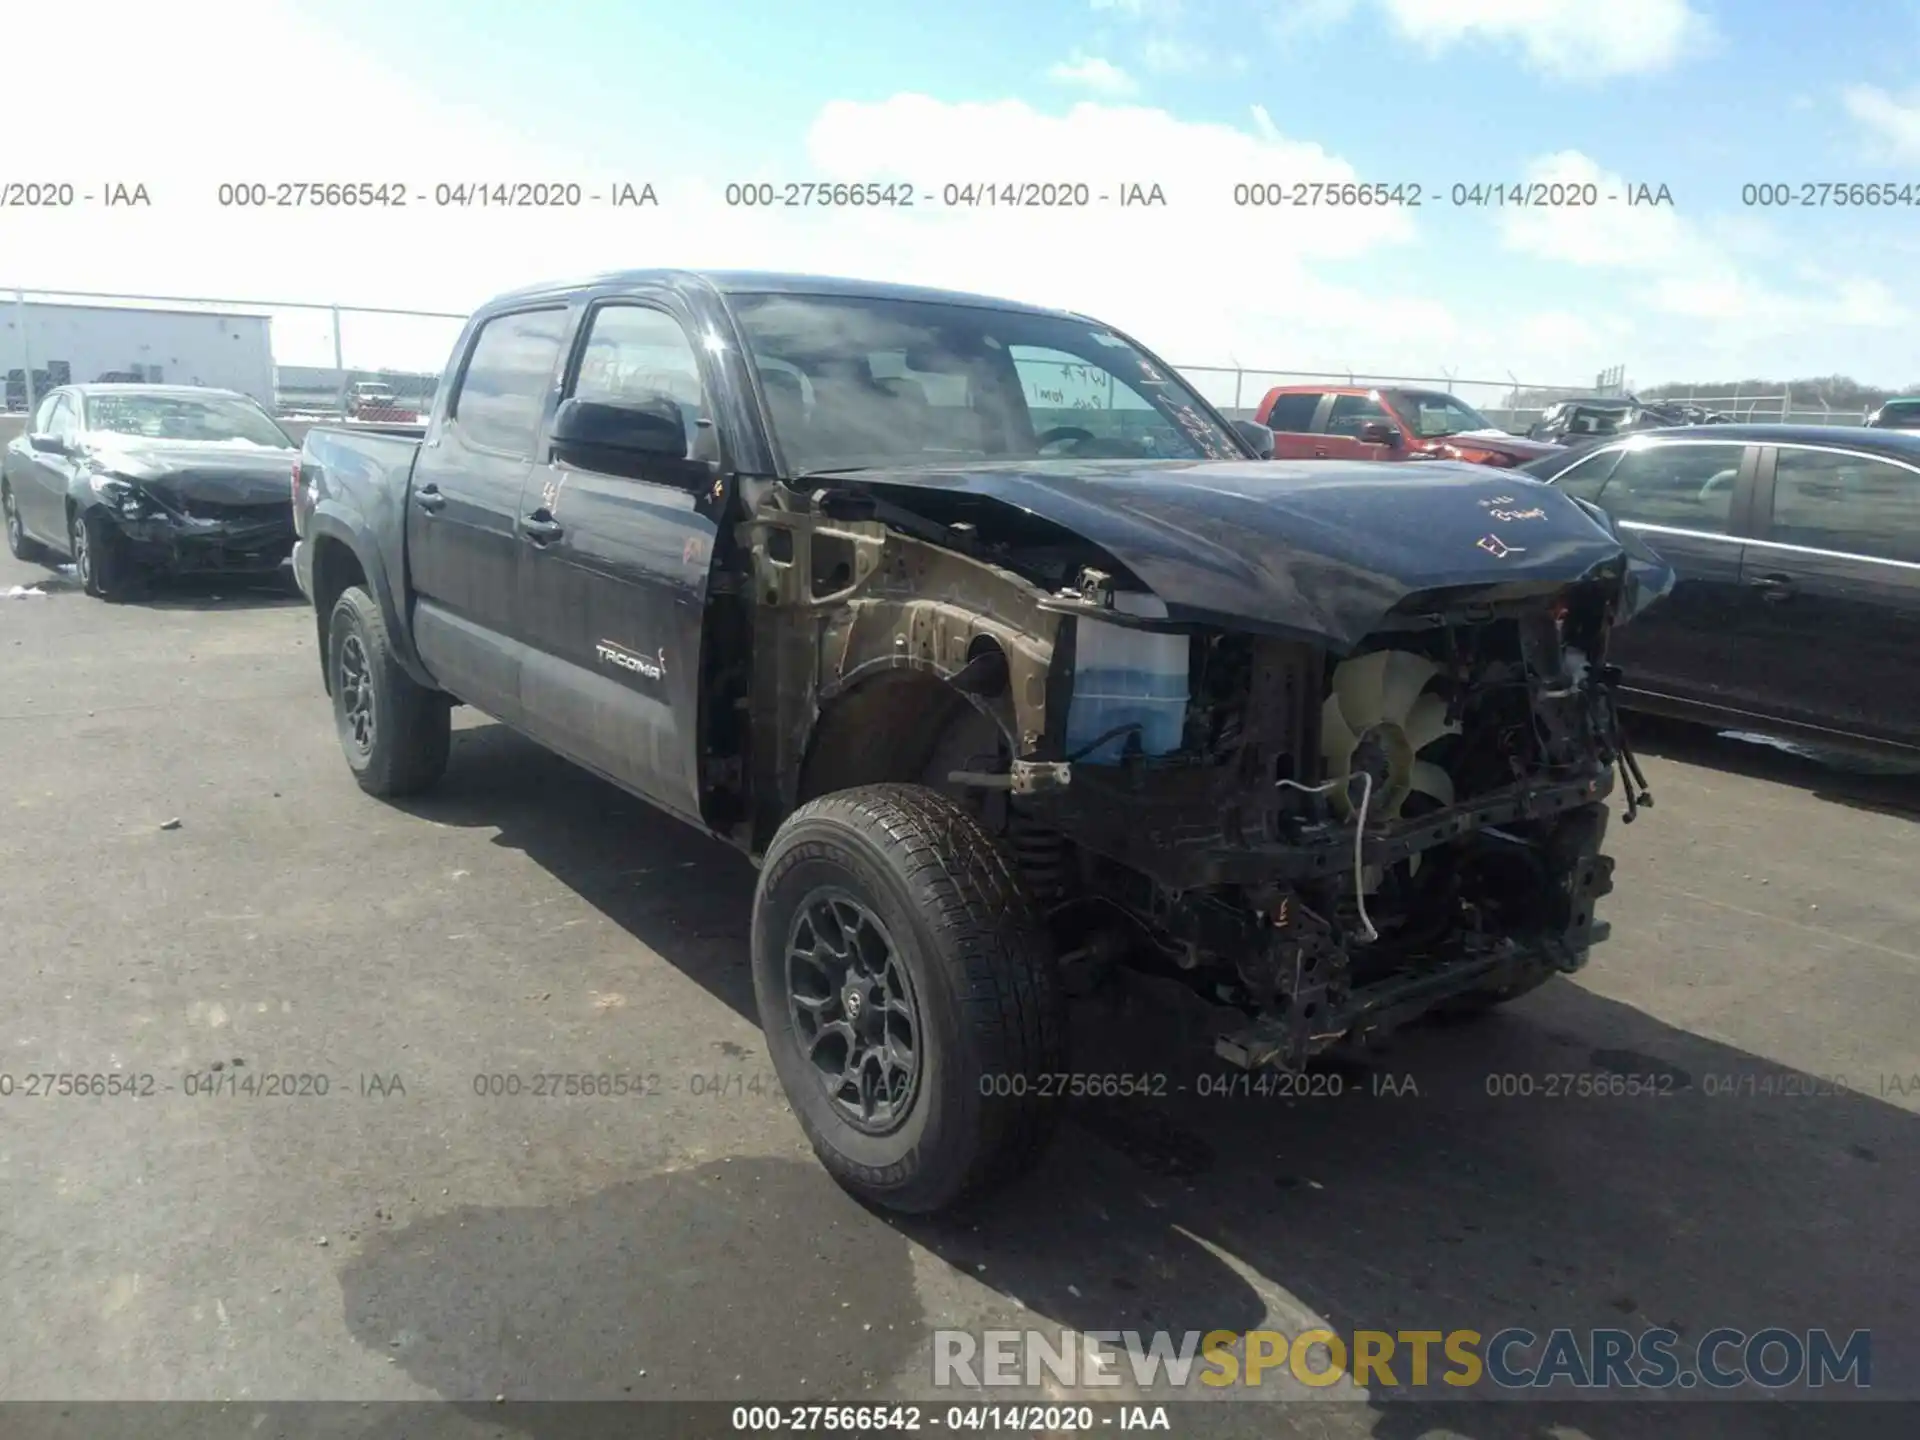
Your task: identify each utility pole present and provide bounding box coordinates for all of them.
[16,290,34,417]
[332,305,348,417]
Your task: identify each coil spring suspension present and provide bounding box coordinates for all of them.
[1006,803,1067,904]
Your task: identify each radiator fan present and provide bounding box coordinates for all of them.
[1320,649,1460,823]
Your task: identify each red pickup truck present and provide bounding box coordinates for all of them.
[1254,385,1562,469]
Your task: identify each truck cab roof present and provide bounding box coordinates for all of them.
[485,269,1078,319]
[1265,384,1383,395]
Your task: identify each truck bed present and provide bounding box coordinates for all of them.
[293,424,428,662]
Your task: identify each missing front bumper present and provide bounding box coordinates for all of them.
[1213,818,1618,1073]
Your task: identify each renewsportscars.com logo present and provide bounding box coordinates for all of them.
[932,1326,1872,1392]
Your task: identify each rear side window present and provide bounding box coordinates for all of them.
[1594,442,1745,533]
[1769,447,1920,563]
[1326,392,1392,438]
[451,308,570,458]
[1262,392,1320,431]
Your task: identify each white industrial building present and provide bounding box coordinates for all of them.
[3,300,275,411]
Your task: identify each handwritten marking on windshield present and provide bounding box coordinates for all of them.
[1477,534,1526,558]
[1488,507,1547,522]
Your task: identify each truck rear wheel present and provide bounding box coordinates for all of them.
[752,784,1067,1214]
[327,585,450,797]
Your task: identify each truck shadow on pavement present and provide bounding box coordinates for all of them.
[925,975,1918,1425]
[375,720,1917,1437]
[1627,714,1920,821]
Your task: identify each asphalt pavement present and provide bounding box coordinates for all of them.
[1,547,1916,1438]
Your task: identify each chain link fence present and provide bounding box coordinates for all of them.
[1636,387,1874,427]
[0,286,1873,440]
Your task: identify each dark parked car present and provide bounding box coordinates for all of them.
[1528,395,1727,444]
[1522,425,1920,757]
[1865,397,1920,430]
[2,384,299,599]
[294,270,1668,1213]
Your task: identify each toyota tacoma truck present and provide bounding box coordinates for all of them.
[293,270,1670,1214]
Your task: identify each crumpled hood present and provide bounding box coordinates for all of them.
[1420,430,1563,463]
[853,456,1669,651]
[85,438,295,506]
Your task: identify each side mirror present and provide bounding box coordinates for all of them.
[1356,420,1399,447]
[1231,419,1275,459]
[28,433,68,455]
[550,395,691,475]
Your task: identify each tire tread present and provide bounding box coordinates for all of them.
[757,783,1066,1212]
[329,586,449,797]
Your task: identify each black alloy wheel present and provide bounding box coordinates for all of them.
[336,629,377,759]
[785,889,924,1134]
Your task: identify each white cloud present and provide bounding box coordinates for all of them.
[1380,0,1709,78]
[1270,0,1360,41]
[788,96,1434,373]
[1497,150,1913,377]
[6,2,1911,391]
[1138,34,1210,72]
[1087,0,1207,72]
[1843,84,1920,160]
[1,0,594,338]
[3,8,1440,380]
[1498,151,1701,270]
[1046,55,1139,96]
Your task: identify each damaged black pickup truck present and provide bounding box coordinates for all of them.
[293,271,1671,1214]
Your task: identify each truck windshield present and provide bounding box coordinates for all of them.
[1389,389,1501,439]
[726,293,1244,473]
[87,394,293,448]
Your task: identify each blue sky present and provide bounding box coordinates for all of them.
[10,0,1920,398]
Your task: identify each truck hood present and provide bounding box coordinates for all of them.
[84,439,296,507]
[849,457,1669,651]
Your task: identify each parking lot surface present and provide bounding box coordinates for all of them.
[2,550,1917,1436]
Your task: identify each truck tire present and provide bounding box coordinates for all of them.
[327,585,450,797]
[752,783,1067,1214]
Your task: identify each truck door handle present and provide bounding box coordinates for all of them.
[1749,572,1796,602]
[520,511,564,543]
[414,485,446,514]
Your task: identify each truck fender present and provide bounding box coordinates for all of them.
[304,505,436,693]
[791,633,1034,818]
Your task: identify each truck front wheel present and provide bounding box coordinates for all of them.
[752,784,1067,1214]
[327,585,450,797]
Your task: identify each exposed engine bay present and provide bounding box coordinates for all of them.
[730,461,1663,1073]
[945,588,1645,1071]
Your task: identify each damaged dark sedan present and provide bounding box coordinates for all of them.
[2,384,299,599]
[293,271,1674,1213]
